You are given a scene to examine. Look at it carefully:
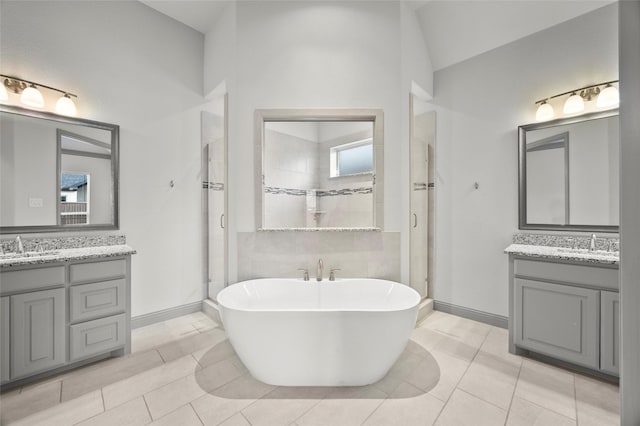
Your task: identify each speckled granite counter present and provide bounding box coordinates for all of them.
[504,243,619,265]
[0,244,136,268]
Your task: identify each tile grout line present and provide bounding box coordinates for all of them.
[503,354,524,426]
[513,392,579,423]
[189,402,205,426]
[573,372,579,425]
[142,394,154,422]
[240,411,253,425]
[357,396,389,426]
[432,328,485,424]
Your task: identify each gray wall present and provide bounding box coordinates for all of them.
[431,4,618,316]
[1,1,206,317]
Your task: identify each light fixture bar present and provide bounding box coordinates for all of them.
[0,74,77,98]
[534,79,618,105]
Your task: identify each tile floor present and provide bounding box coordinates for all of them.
[0,310,620,425]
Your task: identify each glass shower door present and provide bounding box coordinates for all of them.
[202,95,227,300]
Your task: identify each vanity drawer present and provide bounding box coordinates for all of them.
[514,258,618,290]
[70,259,126,283]
[69,279,126,323]
[0,266,65,294]
[69,314,125,361]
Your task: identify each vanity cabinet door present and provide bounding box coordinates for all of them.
[1,297,9,383]
[600,291,620,376]
[11,288,66,379]
[514,278,599,369]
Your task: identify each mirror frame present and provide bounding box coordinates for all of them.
[0,104,119,234]
[255,108,384,231]
[518,108,619,233]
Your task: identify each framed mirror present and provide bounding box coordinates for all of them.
[1,104,119,233]
[518,109,618,232]
[255,109,383,230]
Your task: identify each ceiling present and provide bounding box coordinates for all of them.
[140,0,615,70]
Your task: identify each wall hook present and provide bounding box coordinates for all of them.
[474,182,479,190]
[169,180,175,188]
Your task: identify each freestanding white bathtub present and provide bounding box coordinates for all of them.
[217,278,420,386]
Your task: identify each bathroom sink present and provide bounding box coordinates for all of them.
[0,250,60,260]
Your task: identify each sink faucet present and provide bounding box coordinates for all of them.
[317,258,324,281]
[15,235,24,254]
[589,234,597,251]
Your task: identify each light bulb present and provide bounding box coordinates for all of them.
[20,85,44,108]
[563,92,584,114]
[56,94,77,116]
[0,81,8,101]
[596,84,619,108]
[535,102,554,121]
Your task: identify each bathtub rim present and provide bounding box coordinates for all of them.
[217,278,421,314]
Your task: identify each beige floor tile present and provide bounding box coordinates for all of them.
[411,327,445,352]
[191,374,275,425]
[8,389,104,426]
[423,312,492,342]
[457,351,521,409]
[435,389,507,426]
[192,317,219,333]
[506,396,576,426]
[102,354,199,409]
[219,413,251,426]
[0,380,62,424]
[62,349,164,401]
[479,327,524,365]
[195,357,246,392]
[296,385,386,426]
[192,339,237,369]
[362,382,444,426]
[132,321,199,353]
[241,386,329,426]
[407,349,470,402]
[148,404,204,426]
[157,328,228,363]
[514,359,576,420]
[75,397,151,426]
[372,348,425,395]
[145,374,207,420]
[575,374,620,426]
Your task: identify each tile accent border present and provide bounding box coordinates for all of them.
[131,301,203,329]
[434,300,508,329]
[264,186,373,197]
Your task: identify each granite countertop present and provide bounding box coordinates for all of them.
[0,244,136,268]
[504,243,619,265]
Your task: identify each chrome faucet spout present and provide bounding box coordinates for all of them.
[15,235,24,254]
[589,234,597,252]
[317,258,323,282]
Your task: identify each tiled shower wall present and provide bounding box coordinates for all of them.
[263,129,318,228]
[237,231,400,282]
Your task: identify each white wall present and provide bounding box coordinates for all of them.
[204,1,433,284]
[1,1,206,317]
[432,4,618,316]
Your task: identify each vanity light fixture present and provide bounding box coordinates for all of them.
[0,74,78,116]
[534,80,619,121]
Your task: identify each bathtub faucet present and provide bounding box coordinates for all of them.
[317,258,324,281]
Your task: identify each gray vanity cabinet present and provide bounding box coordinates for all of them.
[514,278,599,369]
[510,256,619,377]
[11,288,66,379]
[1,297,9,382]
[600,291,620,375]
[0,255,131,386]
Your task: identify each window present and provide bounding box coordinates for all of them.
[330,138,373,177]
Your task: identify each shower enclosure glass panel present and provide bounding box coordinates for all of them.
[202,95,227,300]
[410,96,435,299]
